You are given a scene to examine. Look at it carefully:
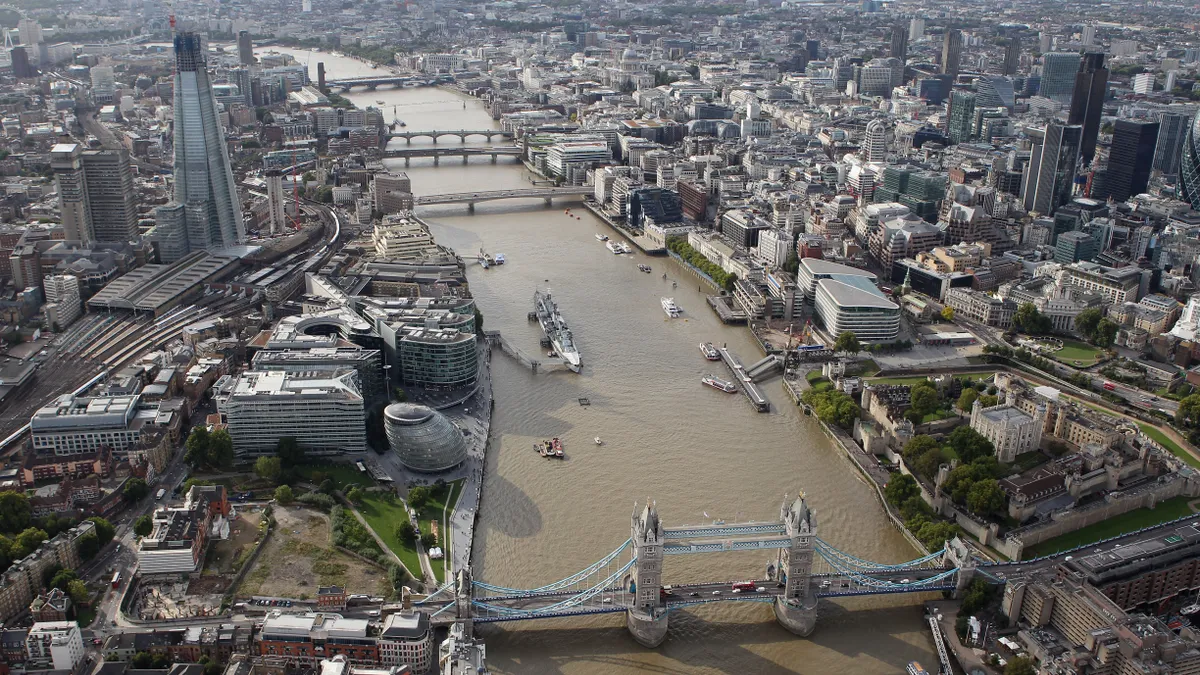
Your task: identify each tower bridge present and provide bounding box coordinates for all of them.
[414,493,991,647]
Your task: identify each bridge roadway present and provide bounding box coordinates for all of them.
[415,186,594,207]
[381,146,522,166]
[386,129,514,143]
[324,74,454,90]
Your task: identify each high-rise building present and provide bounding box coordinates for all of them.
[942,29,963,77]
[172,32,245,253]
[1002,38,1021,76]
[9,47,34,78]
[1154,111,1191,175]
[1106,120,1159,202]
[302,0,313,11]
[890,23,909,61]
[1081,24,1096,46]
[266,169,287,235]
[50,144,91,246]
[89,65,115,104]
[806,40,820,60]
[1067,52,1109,163]
[236,30,254,66]
[1040,52,1081,103]
[81,150,138,243]
[976,76,1015,110]
[17,19,42,48]
[152,203,189,264]
[863,119,888,162]
[1022,122,1082,215]
[1178,109,1200,209]
[1132,72,1155,95]
[909,18,925,39]
[947,90,977,143]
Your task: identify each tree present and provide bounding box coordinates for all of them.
[407,486,430,511]
[207,429,235,470]
[1004,656,1037,675]
[319,479,336,495]
[1094,319,1119,348]
[420,531,437,548]
[966,479,1006,515]
[346,487,364,504]
[134,515,153,537]
[255,456,283,484]
[884,473,919,506]
[833,331,861,355]
[0,491,32,534]
[277,437,306,465]
[941,306,955,321]
[979,394,999,408]
[76,532,99,561]
[911,447,945,479]
[395,521,417,543]
[86,517,115,545]
[50,568,78,591]
[274,485,294,505]
[956,388,979,412]
[388,563,409,589]
[474,306,484,334]
[902,435,940,459]
[909,382,941,418]
[1075,307,1102,338]
[67,579,89,605]
[185,426,211,468]
[1013,302,1052,335]
[14,527,48,558]
[132,652,154,668]
[948,426,996,464]
[1177,393,1200,427]
[123,478,150,503]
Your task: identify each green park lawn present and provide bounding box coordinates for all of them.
[356,494,424,580]
[1053,339,1107,366]
[295,463,374,491]
[1137,423,1200,469]
[1023,496,1198,559]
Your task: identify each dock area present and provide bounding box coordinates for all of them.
[707,295,748,324]
[580,199,666,254]
[718,346,770,412]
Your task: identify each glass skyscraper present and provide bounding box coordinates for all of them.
[1067,52,1109,163]
[1182,109,1200,210]
[1022,122,1082,215]
[1106,119,1158,202]
[172,32,245,252]
[1040,52,1081,103]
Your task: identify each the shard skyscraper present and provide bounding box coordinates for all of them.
[172,31,245,251]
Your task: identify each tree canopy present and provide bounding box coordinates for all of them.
[833,331,860,354]
[1013,303,1052,335]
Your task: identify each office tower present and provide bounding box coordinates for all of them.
[806,40,820,60]
[1039,32,1052,53]
[173,32,245,252]
[90,65,115,104]
[1040,52,1081,103]
[230,67,252,107]
[890,23,908,61]
[17,19,41,47]
[266,170,287,235]
[82,150,138,243]
[947,90,976,143]
[237,30,254,66]
[317,62,326,93]
[153,203,189,264]
[1166,70,1179,93]
[1067,52,1109,162]
[9,47,33,78]
[302,0,313,11]
[1002,38,1021,76]
[1131,72,1154,95]
[1054,230,1098,263]
[1106,120,1159,202]
[1179,109,1200,209]
[50,144,91,246]
[976,76,1015,110]
[863,119,888,162]
[1081,25,1096,46]
[1022,122,1082,215]
[942,29,962,77]
[909,18,925,39]
[1154,112,1191,175]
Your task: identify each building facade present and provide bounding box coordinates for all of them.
[970,397,1044,463]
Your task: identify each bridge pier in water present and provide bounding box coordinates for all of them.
[628,501,670,647]
[772,495,819,636]
[467,203,475,213]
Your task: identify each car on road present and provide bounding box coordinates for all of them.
[688,592,699,597]
[756,587,765,593]
[601,598,613,604]
[711,590,721,596]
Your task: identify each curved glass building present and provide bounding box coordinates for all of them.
[1182,109,1200,210]
[384,403,468,472]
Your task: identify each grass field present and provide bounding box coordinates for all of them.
[1023,495,1198,559]
[295,463,375,491]
[870,376,930,386]
[1053,339,1107,366]
[357,494,423,581]
[1138,423,1200,469]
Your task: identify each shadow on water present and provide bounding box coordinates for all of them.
[472,472,544,545]
[479,604,931,675]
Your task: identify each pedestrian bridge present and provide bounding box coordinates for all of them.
[414,493,989,647]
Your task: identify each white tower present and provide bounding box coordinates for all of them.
[266,170,287,235]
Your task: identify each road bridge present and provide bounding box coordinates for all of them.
[387,129,514,144]
[415,186,593,211]
[324,74,454,91]
[382,146,522,167]
[413,494,983,647]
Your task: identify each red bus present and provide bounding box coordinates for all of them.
[111,571,121,589]
[731,581,757,592]
[1103,381,1116,391]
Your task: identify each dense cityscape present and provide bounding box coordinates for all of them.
[0,0,1198,673]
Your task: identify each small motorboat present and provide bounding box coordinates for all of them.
[596,233,609,241]
[594,437,603,446]
[662,273,668,280]
[494,253,506,264]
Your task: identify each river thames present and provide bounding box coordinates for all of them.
[258,46,937,674]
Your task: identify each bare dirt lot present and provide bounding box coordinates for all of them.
[237,505,390,600]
